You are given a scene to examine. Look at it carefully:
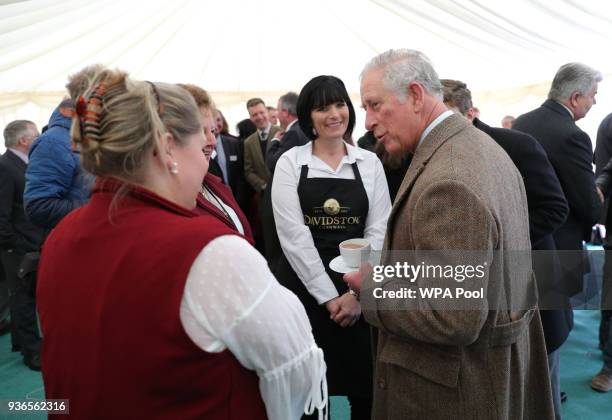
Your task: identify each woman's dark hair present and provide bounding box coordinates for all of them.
[297,75,356,141]
[236,118,257,140]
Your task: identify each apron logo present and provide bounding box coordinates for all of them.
[323,198,341,216]
[303,215,361,226]
[305,198,361,228]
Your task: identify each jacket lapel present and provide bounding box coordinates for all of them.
[219,135,229,172]
[247,135,265,173]
[221,135,230,162]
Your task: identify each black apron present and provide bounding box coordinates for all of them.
[275,162,373,397]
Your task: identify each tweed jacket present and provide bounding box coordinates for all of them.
[362,114,554,420]
[243,125,282,192]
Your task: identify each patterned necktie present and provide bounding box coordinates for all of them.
[260,131,267,141]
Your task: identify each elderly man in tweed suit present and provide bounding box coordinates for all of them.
[348,49,554,419]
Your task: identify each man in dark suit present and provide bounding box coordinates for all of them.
[514,62,603,291]
[514,64,603,405]
[0,120,44,371]
[266,92,310,172]
[261,92,309,272]
[442,79,570,418]
[210,109,247,210]
[593,112,612,391]
[594,112,612,347]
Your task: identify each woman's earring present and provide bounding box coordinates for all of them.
[312,128,318,136]
[170,161,179,174]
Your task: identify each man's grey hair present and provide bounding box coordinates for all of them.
[361,49,443,101]
[278,92,298,116]
[66,63,106,99]
[548,62,602,102]
[4,120,35,148]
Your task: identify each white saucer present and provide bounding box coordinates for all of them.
[329,256,360,274]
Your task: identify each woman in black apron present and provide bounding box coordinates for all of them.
[272,76,391,420]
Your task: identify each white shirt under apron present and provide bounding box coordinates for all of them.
[271,141,392,304]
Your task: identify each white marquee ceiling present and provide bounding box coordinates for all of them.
[1,0,612,149]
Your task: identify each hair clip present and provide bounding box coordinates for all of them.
[145,81,164,116]
[76,96,87,117]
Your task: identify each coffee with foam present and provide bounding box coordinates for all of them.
[339,238,371,268]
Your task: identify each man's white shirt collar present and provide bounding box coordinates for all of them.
[259,123,272,138]
[8,147,28,164]
[556,101,575,119]
[416,110,454,151]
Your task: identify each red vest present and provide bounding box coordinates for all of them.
[37,178,267,420]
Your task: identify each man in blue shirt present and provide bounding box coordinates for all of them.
[24,64,103,230]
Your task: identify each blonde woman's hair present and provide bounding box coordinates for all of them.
[177,83,216,112]
[71,69,201,182]
[66,64,106,99]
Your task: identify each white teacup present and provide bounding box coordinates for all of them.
[339,238,371,269]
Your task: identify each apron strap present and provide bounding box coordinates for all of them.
[350,162,363,184]
[300,164,309,183]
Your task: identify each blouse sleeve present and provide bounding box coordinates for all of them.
[363,156,391,251]
[271,154,340,304]
[180,235,327,420]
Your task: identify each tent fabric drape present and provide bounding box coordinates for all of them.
[1,0,612,151]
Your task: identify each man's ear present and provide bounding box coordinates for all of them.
[465,107,477,122]
[569,91,581,108]
[18,136,30,148]
[407,82,426,112]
